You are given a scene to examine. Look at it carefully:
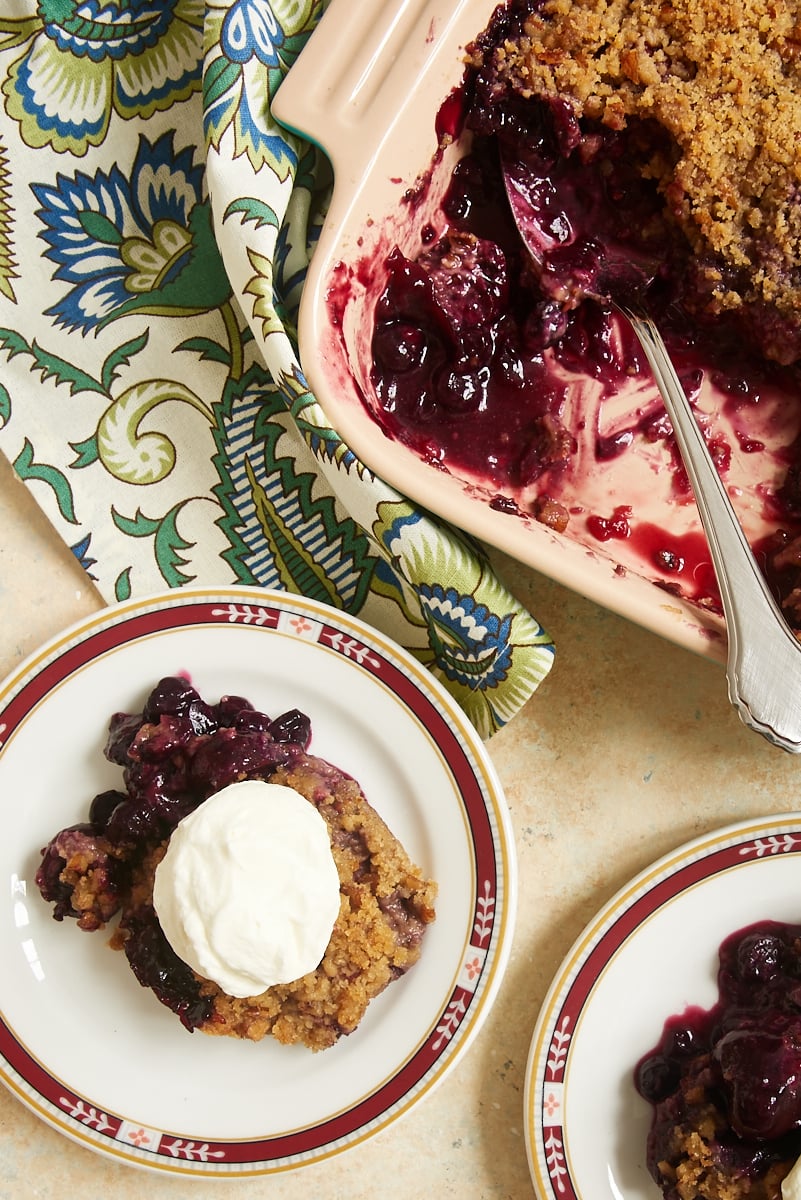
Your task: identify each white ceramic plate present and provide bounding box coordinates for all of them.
[274,0,801,663]
[524,813,801,1199]
[0,586,516,1177]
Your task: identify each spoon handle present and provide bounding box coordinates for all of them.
[620,304,801,752]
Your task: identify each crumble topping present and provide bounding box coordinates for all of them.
[36,678,437,1052]
[636,921,801,1200]
[113,754,437,1051]
[474,0,801,357]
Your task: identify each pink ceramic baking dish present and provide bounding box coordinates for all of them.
[273,0,801,664]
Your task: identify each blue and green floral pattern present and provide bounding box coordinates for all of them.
[0,0,554,737]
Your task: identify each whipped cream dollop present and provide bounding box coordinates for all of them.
[784,1159,801,1200]
[152,779,341,997]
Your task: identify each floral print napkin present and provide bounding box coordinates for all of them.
[0,0,554,738]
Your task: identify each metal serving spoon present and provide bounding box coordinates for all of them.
[503,152,801,752]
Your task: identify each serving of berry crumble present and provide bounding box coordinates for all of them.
[636,921,801,1200]
[36,676,437,1052]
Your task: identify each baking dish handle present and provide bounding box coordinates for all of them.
[272,0,475,175]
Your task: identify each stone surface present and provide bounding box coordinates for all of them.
[1,451,799,1200]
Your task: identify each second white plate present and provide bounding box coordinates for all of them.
[525,813,801,1199]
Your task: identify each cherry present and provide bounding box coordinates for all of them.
[269,709,312,749]
[717,1028,801,1140]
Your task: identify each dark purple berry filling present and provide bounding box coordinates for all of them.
[36,676,314,1029]
[635,921,801,1196]
[364,0,801,623]
[34,822,128,930]
[120,906,214,1031]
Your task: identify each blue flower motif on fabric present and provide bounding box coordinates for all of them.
[3,0,203,154]
[418,584,514,691]
[222,0,285,66]
[44,0,176,62]
[32,132,231,333]
[204,0,317,173]
[70,533,97,578]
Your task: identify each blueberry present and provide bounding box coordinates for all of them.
[736,932,784,983]
[717,1027,801,1139]
[269,708,312,748]
[435,365,488,412]
[105,712,143,765]
[143,677,216,734]
[663,1024,701,1058]
[188,728,297,794]
[215,695,254,726]
[234,708,274,734]
[636,1054,679,1104]
[88,788,127,830]
[373,321,428,373]
[104,799,164,847]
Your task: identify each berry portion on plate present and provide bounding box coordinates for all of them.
[36,676,436,1051]
[635,920,801,1199]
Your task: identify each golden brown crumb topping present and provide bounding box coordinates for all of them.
[115,753,437,1052]
[482,0,801,332]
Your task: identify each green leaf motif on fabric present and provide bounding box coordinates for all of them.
[176,336,232,366]
[372,500,555,737]
[2,333,105,396]
[246,456,344,607]
[31,341,104,395]
[102,331,151,392]
[97,380,214,486]
[242,248,290,341]
[241,456,376,610]
[224,197,279,231]
[202,0,317,174]
[79,210,123,246]
[0,141,17,302]
[99,205,232,328]
[2,2,203,155]
[112,502,195,587]
[366,555,428,631]
[0,327,27,359]
[203,56,240,132]
[69,434,99,469]
[0,326,109,395]
[114,567,133,602]
[0,16,40,55]
[276,363,369,478]
[211,365,377,609]
[14,439,77,524]
[0,382,10,427]
[271,0,317,32]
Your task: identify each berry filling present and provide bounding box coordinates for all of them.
[635,921,801,1199]
[364,0,801,625]
[35,676,312,1030]
[35,676,436,1049]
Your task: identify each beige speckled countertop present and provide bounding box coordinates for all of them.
[1,448,799,1200]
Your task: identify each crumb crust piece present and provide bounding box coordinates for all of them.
[115,753,437,1052]
[647,1059,794,1199]
[35,677,437,1053]
[636,920,801,1200]
[475,0,801,351]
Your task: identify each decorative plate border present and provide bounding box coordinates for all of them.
[525,814,801,1199]
[0,586,516,1175]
